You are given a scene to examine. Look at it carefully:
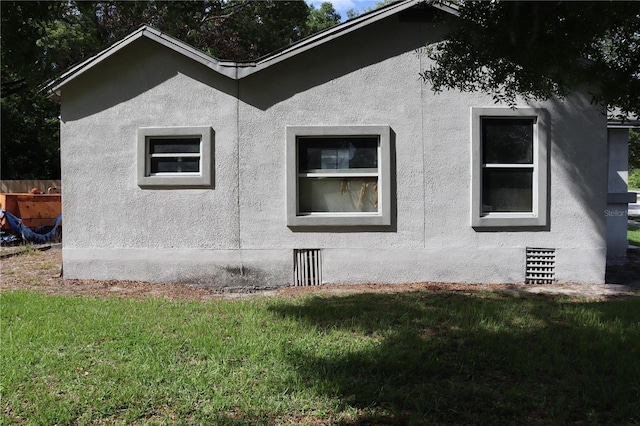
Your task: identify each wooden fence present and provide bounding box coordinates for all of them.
[0,180,62,194]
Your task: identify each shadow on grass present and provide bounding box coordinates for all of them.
[269,291,640,425]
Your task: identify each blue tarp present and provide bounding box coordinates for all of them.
[0,209,62,243]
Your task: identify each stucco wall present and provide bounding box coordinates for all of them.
[61,38,240,250]
[60,14,607,287]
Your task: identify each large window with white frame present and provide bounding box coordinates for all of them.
[137,126,214,188]
[287,126,391,226]
[471,108,548,228]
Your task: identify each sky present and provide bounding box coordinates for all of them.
[307,0,381,21]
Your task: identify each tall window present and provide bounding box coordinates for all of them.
[471,108,548,228]
[481,118,534,213]
[287,126,391,226]
[137,126,214,188]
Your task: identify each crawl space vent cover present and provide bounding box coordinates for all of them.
[293,249,322,286]
[525,248,556,284]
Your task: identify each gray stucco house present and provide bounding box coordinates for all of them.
[48,0,617,288]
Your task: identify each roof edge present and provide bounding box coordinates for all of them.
[241,0,453,78]
[45,0,458,96]
[45,26,239,97]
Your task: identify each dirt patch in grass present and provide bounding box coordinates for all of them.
[1,247,236,301]
[2,245,639,301]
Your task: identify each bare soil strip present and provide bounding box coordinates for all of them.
[2,247,639,301]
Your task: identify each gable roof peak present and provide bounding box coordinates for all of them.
[46,0,457,98]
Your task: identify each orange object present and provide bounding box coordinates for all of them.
[0,193,61,230]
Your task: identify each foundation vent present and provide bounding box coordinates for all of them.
[293,249,322,286]
[525,248,556,284]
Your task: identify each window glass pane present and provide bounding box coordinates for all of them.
[482,169,533,212]
[299,177,378,213]
[150,138,200,154]
[298,137,378,170]
[151,157,200,173]
[482,119,533,164]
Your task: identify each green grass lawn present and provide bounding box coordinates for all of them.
[630,225,640,246]
[2,290,640,425]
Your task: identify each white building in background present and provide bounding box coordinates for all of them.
[606,119,639,257]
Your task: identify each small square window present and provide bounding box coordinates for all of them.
[149,138,201,174]
[298,137,379,214]
[137,127,213,188]
[287,126,392,226]
[471,108,548,228]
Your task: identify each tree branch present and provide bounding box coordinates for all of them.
[1,79,29,97]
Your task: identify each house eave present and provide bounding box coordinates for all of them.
[607,122,640,129]
[44,0,458,95]
[238,0,457,78]
[45,26,238,97]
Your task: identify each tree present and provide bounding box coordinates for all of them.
[1,91,61,180]
[629,128,640,190]
[1,2,68,179]
[1,0,313,179]
[630,129,640,170]
[346,0,394,20]
[304,2,341,36]
[422,1,640,118]
[211,0,309,59]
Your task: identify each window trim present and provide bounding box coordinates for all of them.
[471,108,549,228]
[137,126,214,188]
[286,125,391,226]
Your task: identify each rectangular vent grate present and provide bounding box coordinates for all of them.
[293,249,322,286]
[526,248,556,284]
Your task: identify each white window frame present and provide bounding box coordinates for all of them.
[471,108,549,228]
[137,126,214,188]
[286,125,392,226]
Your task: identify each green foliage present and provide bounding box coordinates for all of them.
[629,225,640,246]
[630,129,640,171]
[5,0,636,179]
[629,169,640,190]
[0,2,68,179]
[305,2,341,36]
[2,290,640,424]
[0,0,314,179]
[210,1,310,60]
[422,2,640,117]
[346,0,394,20]
[1,90,60,179]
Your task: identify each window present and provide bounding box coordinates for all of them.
[471,108,548,228]
[137,126,213,188]
[287,126,391,226]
